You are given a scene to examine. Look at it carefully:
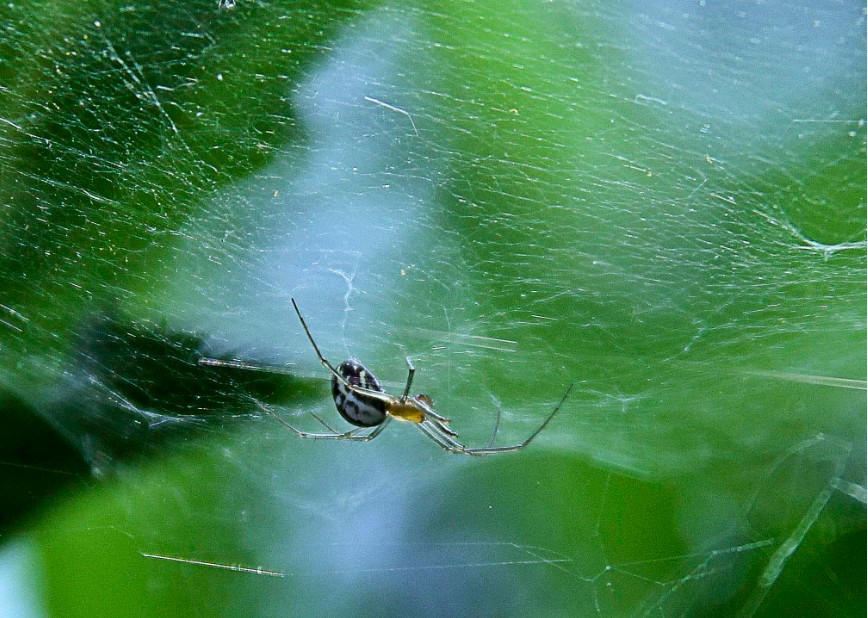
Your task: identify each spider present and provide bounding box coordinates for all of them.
[204,299,572,455]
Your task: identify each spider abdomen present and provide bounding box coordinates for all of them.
[332,360,388,427]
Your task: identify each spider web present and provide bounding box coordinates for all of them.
[0,0,865,616]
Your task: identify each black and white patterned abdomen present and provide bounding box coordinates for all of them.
[332,360,388,427]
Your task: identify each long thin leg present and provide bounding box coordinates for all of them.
[293,299,437,424]
[259,404,390,442]
[401,357,415,402]
[309,412,340,433]
[201,325,395,442]
[416,384,573,456]
[291,298,346,383]
[416,420,471,452]
[254,399,392,441]
[291,299,397,410]
[201,356,389,434]
[428,416,458,438]
[201,300,347,389]
[486,395,503,449]
[504,383,573,450]
[410,394,456,434]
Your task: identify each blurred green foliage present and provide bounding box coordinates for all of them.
[0,0,863,616]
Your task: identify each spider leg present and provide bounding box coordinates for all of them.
[416,420,486,455]
[415,384,573,456]
[308,411,390,441]
[503,382,573,449]
[309,412,342,433]
[486,397,502,449]
[428,416,458,438]
[411,394,453,428]
[422,406,452,427]
[291,298,347,384]
[324,417,390,442]
[416,419,525,456]
[255,399,392,441]
[401,357,415,402]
